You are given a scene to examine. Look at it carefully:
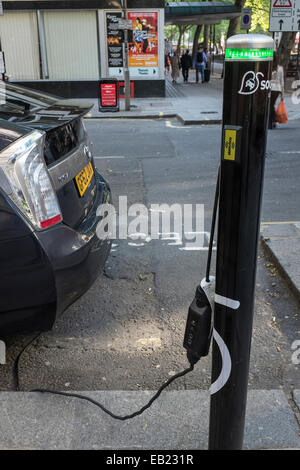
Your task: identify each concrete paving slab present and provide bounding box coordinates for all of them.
[70,390,210,450]
[261,223,299,239]
[243,390,299,449]
[0,391,76,450]
[261,223,300,302]
[0,390,299,450]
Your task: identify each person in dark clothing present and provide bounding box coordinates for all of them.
[194,46,208,83]
[180,50,192,82]
[165,53,170,74]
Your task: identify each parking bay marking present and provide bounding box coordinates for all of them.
[119,232,217,251]
[261,221,300,225]
[94,156,125,159]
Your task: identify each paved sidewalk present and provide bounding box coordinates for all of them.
[84,69,300,125]
[261,223,300,303]
[86,73,223,125]
[0,389,299,449]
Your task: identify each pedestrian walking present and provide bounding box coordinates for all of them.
[165,53,170,75]
[269,52,285,129]
[180,50,192,83]
[170,52,180,84]
[194,46,208,84]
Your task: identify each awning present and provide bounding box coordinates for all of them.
[165,2,241,26]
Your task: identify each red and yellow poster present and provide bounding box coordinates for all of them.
[128,12,158,76]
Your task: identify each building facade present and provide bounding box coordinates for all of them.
[1,1,165,97]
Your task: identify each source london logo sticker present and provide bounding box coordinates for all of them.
[239,71,271,95]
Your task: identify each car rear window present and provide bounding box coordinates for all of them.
[44,118,85,165]
[0,83,57,116]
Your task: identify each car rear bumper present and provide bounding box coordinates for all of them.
[0,170,111,336]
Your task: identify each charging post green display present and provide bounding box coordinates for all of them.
[225,48,273,60]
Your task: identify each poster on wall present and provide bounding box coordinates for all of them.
[128,12,158,77]
[106,12,124,77]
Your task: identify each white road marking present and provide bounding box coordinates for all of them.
[179,247,217,251]
[160,232,182,246]
[94,156,125,159]
[261,221,300,225]
[279,151,300,154]
[165,120,192,129]
[129,233,151,242]
[122,231,216,250]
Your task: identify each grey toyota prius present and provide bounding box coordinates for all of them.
[0,83,111,335]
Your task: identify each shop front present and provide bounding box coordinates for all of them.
[1,1,165,97]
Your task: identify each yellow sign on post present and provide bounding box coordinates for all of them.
[224,129,237,161]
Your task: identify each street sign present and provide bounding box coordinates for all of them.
[241,7,252,30]
[269,0,300,32]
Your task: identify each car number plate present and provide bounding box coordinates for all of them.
[75,162,94,197]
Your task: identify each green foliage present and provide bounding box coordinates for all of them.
[164,0,272,49]
[244,0,270,33]
[164,25,179,42]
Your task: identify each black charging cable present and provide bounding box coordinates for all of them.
[206,167,220,283]
[13,334,194,421]
[13,168,221,421]
[13,332,42,392]
[32,365,194,421]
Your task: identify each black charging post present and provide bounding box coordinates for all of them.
[208,34,274,450]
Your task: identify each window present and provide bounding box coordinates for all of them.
[0,12,40,80]
[43,11,99,80]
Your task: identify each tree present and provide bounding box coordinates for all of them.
[278,32,297,72]
[165,0,204,57]
[203,24,210,50]
[176,25,190,53]
[164,25,178,43]
[192,25,203,58]
[245,0,270,33]
[226,0,247,38]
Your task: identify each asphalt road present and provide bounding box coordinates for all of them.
[1,118,299,394]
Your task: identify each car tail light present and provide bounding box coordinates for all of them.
[0,130,62,230]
